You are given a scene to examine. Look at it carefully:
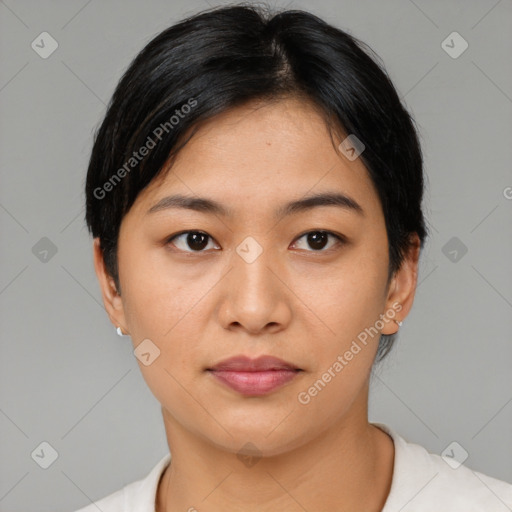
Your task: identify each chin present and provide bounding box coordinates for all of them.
[202,418,314,459]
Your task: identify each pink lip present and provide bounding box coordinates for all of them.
[207,355,302,396]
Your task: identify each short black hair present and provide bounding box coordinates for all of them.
[85,2,429,361]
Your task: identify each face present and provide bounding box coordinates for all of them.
[94,97,419,457]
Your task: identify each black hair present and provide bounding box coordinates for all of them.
[85,2,429,362]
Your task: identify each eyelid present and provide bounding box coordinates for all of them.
[165,230,220,252]
[290,230,345,251]
[165,229,346,253]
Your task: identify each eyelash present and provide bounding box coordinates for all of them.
[165,230,346,254]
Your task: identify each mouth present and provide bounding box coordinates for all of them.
[206,355,303,396]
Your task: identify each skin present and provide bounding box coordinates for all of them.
[93,96,420,512]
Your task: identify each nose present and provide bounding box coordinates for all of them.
[217,243,292,335]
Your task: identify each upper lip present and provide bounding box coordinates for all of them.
[208,355,301,372]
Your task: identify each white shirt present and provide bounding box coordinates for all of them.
[73,423,512,511]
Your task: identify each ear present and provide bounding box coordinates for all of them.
[380,233,421,335]
[92,237,129,334]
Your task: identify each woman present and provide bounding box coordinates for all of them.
[77,3,512,511]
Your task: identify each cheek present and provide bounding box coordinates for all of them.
[120,259,218,389]
[122,271,208,416]
[120,245,198,337]
[295,277,382,416]
[125,281,203,355]
[298,256,387,340]
[297,355,373,414]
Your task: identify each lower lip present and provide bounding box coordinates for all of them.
[208,369,300,396]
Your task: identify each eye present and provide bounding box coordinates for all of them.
[165,229,345,254]
[166,231,219,253]
[291,230,345,252]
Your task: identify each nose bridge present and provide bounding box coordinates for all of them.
[232,234,277,304]
[219,234,288,332]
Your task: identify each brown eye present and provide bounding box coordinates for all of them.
[166,231,219,252]
[165,229,345,254]
[292,230,344,252]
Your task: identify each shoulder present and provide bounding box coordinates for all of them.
[374,423,512,511]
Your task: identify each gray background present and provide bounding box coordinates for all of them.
[1,0,511,510]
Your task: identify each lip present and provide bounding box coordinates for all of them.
[207,355,302,396]
[208,355,300,372]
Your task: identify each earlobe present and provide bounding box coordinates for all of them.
[92,238,128,332]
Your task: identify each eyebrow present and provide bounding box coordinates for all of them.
[146,191,364,219]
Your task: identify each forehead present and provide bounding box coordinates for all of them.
[131,97,382,221]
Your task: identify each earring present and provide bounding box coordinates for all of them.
[394,319,403,327]
[116,326,129,337]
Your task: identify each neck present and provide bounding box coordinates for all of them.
[156,400,394,511]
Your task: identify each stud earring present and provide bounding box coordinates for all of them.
[116,326,129,337]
